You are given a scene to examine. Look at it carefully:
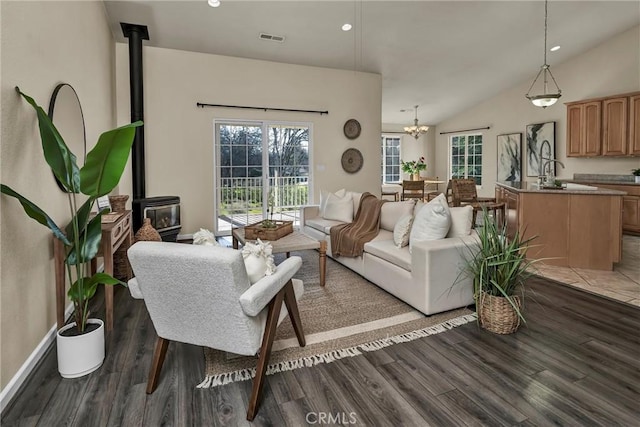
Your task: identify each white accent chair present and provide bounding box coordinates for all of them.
[127,242,305,421]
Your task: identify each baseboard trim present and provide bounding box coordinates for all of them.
[0,303,74,414]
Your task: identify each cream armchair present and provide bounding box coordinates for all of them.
[127,242,305,421]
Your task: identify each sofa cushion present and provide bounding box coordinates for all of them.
[349,191,363,219]
[393,214,413,248]
[324,192,353,223]
[364,239,412,272]
[320,188,346,216]
[409,193,451,253]
[380,200,415,232]
[306,217,345,234]
[372,229,394,242]
[447,206,474,237]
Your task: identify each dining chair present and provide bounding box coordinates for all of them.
[451,178,505,227]
[402,180,425,201]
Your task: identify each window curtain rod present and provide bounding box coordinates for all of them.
[196,102,328,115]
[439,126,490,135]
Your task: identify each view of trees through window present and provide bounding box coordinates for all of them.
[450,134,483,185]
[216,122,310,234]
[381,135,401,183]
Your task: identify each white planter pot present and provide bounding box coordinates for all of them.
[56,318,105,378]
[635,176,640,184]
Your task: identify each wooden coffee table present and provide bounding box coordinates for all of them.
[232,228,327,286]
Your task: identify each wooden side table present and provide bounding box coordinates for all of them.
[54,210,133,332]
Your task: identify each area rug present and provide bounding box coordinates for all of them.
[198,250,476,388]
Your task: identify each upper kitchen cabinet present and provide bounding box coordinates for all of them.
[565,91,640,157]
[566,101,601,157]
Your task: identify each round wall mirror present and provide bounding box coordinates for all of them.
[48,83,86,192]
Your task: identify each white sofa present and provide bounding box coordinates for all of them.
[300,192,478,315]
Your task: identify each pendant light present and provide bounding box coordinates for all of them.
[525,0,561,108]
[404,105,429,139]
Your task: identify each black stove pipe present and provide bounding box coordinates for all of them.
[121,22,149,230]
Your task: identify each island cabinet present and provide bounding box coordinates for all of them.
[495,183,624,271]
[565,91,640,157]
[586,183,640,234]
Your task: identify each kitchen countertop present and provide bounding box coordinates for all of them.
[496,181,627,195]
[572,173,640,186]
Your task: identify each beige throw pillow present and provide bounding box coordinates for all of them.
[320,189,347,217]
[393,214,414,248]
[380,200,415,231]
[409,193,451,253]
[447,206,474,237]
[323,192,353,223]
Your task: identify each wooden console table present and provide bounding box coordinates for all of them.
[54,210,133,332]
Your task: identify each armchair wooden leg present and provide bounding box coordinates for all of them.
[283,280,305,348]
[147,337,170,394]
[246,290,284,421]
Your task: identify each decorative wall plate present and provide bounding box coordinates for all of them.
[343,119,361,139]
[341,148,363,173]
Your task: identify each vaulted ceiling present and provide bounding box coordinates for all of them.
[103,1,640,124]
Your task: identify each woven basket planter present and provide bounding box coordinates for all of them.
[108,195,129,212]
[478,292,521,335]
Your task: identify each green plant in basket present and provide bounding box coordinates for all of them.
[460,209,540,332]
[1,87,142,333]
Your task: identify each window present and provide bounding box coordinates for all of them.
[450,133,483,185]
[381,135,401,183]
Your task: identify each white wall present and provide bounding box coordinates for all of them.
[1,1,115,390]
[434,25,640,197]
[115,45,382,234]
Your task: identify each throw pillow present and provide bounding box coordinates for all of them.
[409,193,451,253]
[323,192,353,223]
[192,228,220,246]
[393,214,414,248]
[380,200,415,232]
[447,206,474,237]
[320,188,347,217]
[241,238,276,284]
[349,191,363,219]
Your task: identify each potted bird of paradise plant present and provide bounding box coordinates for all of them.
[1,87,141,377]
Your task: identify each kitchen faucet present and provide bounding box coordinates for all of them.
[542,159,565,186]
[537,139,565,186]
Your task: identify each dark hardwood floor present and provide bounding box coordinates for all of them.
[3,273,639,426]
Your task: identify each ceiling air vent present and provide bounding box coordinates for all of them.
[259,32,285,43]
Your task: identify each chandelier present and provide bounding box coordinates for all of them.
[404,105,429,139]
[525,0,561,108]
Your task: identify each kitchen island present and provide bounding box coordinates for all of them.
[495,181,626,270]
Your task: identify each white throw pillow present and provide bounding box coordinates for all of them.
[320,189,347,217]
[241,239,276,284]
[447,206,474,237]
[380,200,415,232]
[409,193,451,253]
[192,228,220,246]
[393,214,414,248]
[323,192,353,223]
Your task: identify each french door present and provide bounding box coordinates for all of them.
[214,121,312,235]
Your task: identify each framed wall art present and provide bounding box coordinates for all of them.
[496,133,522,182]
[526,121,555,177]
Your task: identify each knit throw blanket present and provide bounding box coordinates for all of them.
[330,192,385,257]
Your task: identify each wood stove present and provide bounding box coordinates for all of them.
[133,196,181,242]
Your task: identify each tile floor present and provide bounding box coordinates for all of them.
[532,235,640,307]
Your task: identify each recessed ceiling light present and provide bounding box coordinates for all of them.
[208,0,220,7]
[341,23,352,32]
[550,45,561,52]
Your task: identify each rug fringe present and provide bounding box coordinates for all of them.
[198,312,477,389]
